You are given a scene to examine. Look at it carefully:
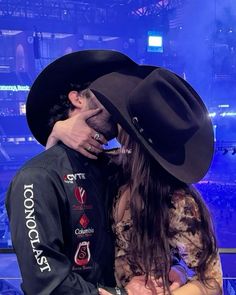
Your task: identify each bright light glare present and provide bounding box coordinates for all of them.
[148,36,163,47]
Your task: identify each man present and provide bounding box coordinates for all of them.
[6,50,187,295]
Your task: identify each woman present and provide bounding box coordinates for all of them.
[47,68,223,295]
[107,126,222,295]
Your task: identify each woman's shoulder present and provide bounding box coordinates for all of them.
[169,189,202,232]
[171,189,201,216]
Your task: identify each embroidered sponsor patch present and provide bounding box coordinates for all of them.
[63,173,86,184]
[74,241,91,266]
[72,187,93,210]
[74,227,95,238]
[74,214,94,237]
[74,187,87,204]
[79,213,89,228]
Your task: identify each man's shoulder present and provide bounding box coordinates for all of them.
[20,144,68,172]
[6,145,70,207]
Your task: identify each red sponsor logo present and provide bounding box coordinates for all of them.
[79,214,90,229]
[74,241,91,266]
[74,187,87,204]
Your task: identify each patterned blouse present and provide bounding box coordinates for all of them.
[112,189,223,289]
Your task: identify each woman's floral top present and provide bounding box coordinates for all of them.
[112,189,223,289]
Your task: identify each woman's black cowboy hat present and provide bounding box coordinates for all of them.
[26,49,137,146]
[26,49,214,183]
[89,67,214,184]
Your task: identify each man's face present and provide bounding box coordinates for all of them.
[85,92,118,141]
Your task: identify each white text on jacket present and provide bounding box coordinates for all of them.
[24,184,51,272]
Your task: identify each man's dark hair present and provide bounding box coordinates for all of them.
[48,84,92,128]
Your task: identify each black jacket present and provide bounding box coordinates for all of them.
[6,143,116,295]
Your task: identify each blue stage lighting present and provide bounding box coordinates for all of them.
[213,125,217,142]
[147,31,163,53]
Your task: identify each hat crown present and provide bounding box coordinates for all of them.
[128,68,205,151]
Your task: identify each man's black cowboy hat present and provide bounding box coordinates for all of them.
[26,49,137,146]
[26,49,214,183]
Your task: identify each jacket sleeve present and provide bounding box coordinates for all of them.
[168,190,223,289]
[5,166,99,295]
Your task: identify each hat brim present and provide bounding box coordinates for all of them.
[90,69,214,184]
[26,50,137,146]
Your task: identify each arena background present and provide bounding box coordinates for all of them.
[0,0,236,294]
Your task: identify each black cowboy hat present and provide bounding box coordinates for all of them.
[89,67,214,184]
[26,49,137,146]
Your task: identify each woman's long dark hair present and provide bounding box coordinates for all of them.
[117,128,218,294]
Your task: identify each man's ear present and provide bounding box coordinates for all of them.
[68,91,84,109]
